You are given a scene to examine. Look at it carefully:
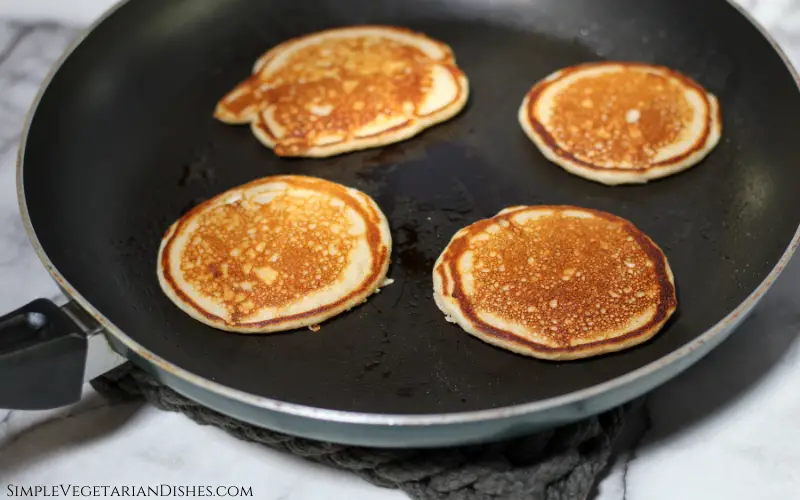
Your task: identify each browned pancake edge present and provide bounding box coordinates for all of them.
[214,25,468,157]
[159,175,390,330]
[434,205,677,358]
[523,61,720,173]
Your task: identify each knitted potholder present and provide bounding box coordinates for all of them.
[92,365,632,500]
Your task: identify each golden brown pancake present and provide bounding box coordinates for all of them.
[519,62,721,185]
[433,206,677,360]
[157,175,392,333]
[215,25,469,157]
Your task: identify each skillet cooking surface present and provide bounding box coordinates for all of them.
[23,0,800,414]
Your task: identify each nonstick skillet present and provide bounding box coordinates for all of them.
[4,0,800,447]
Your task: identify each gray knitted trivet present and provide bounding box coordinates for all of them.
[92,365,631,500]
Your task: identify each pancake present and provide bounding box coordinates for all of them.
[518,62,721,185]
[433,206,677,360]
[157,175,392,333]
[215,25,469,157]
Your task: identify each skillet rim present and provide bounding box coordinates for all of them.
[16,0,800,426]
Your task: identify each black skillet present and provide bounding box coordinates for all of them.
[3,0,800,446]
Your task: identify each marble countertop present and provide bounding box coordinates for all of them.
[1,1,800,498]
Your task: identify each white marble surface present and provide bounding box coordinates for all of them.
[1,1,800,499]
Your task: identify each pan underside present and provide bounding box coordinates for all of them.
[21,0,800,418]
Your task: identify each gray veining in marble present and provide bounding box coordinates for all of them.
[0,21,76,312]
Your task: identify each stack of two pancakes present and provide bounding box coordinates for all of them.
[159,25,721,360]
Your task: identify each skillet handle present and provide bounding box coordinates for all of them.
[0,298,125,410]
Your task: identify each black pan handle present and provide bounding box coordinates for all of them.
[0,298,101,409]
